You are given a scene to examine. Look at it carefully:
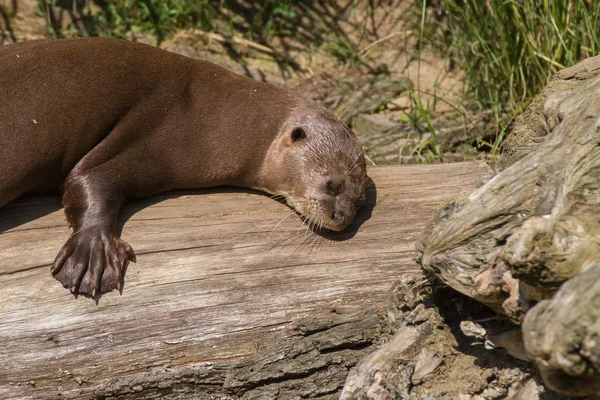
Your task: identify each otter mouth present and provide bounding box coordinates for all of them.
[284,196,356,232]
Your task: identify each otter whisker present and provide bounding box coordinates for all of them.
[267,211,296,241]
[274,216,311,254]
[298,214,313,238]
[291,227,314,257]
[272,229,304,250]
[270,211,310,250]
[375,193,390,208]
[299,234,315,254]
[267,194,287,202]
[348,152,364,171]
[303,218,316,239]
[313,234,326,254]
[347,150,365,167]
[292,216,321,255]
[303,219,320,256]
[270,234,291,250]
[308,232,322,255]
[270,228,294,248]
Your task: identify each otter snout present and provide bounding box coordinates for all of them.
[313,173,361,231]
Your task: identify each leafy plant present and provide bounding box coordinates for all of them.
[253,0,298,37]
[92,0,213,43]
[39,0,214,43]
[323,37,360,65]
[426,0,600,153]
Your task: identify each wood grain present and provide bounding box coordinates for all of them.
[0,162,492,400]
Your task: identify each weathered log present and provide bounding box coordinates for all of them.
[0,162,491,400]
[419,56,600,395]
[339,277,439,400]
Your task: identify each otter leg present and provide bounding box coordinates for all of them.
[51,170,136,298]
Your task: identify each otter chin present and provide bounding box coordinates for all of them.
[258,98,368,232]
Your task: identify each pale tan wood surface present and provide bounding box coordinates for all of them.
[0,162,492,399]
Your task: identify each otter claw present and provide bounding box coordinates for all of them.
[52,227,135,298]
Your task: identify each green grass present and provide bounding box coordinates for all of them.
[35,1,600,162]
[423,0,600,155]
[38,0,300,45]
[94,0,213,43]
[247,0,298,38]
[323,37,361,65]
[414,0,442,162]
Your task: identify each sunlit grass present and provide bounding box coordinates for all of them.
[424,0,600,155]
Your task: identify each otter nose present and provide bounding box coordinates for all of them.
[330,209,353,231]
[324,175,345,196]
[331,210,346,223]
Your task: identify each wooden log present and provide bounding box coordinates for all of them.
[0,162,492,400]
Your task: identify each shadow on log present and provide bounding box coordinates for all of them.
[419,55,600,396]
[0,163,491,399]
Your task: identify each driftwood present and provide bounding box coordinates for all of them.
[419,56,600,395]
[0,162,491,400]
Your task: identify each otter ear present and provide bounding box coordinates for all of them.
[291,127,307,142]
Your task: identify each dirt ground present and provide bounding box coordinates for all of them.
[0,1,590,398]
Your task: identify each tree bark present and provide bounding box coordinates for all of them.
[419,55,600,396]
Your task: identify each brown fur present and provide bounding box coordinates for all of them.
[0,38,367,298]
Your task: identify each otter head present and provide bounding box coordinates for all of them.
[260,104,368,232]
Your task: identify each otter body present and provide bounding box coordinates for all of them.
[0,38,367,297]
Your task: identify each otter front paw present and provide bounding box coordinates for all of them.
[51,228,136,297]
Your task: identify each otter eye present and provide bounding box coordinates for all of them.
[291,127,307,142]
